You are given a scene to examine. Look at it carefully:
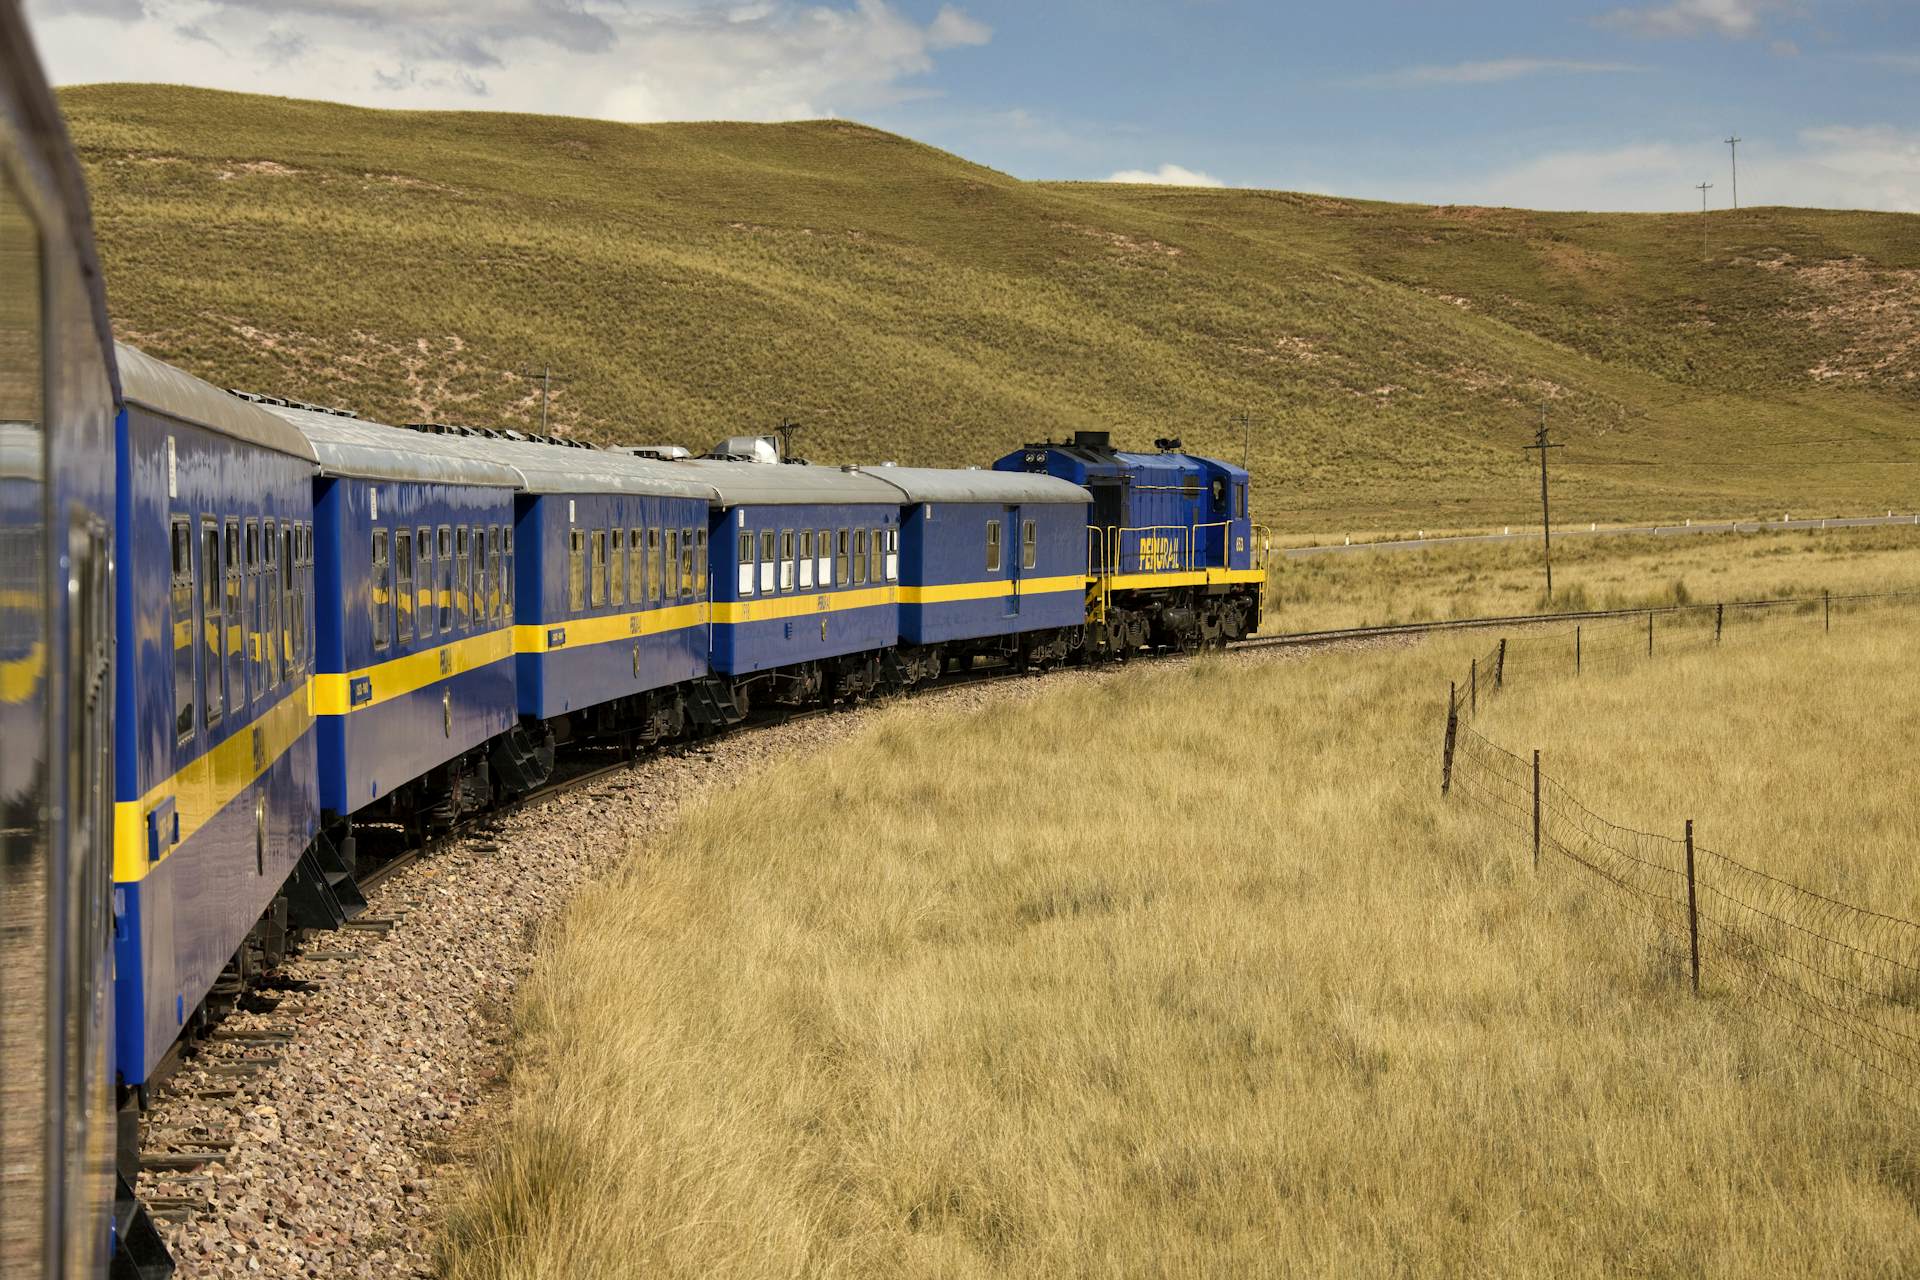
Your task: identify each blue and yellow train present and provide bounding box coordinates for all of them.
[0,13,1269,1278]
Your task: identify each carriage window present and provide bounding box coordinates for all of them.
[438,526,454,631]
[284,525,298,674]
[609,525,625,607]
[1021,520,1036,571]
[868,528,882,585]
[853,529,869,585]
[567,528,584,613]
[680,528,696,598]
[415,526,433,636]
[628,529,643,606]
[264,520,281,689]
[472,526,487,623]
[760,530,776,594]
[818,529,831,586]
[503,527,515,616]
[985,520,1002,573]
[737,529,754,597]
[780,529,795,591]
[171,516,195,739]
[694,530,708,596]
[371,528,392,652]
[395,529,415,644]
[590,529,606,607]
[835,528,849,586]
[202,518,223,725]
[244,520,260,698]
[224,519,244,709]
[489,527,504,621]
[665,530,681,599]
[798,530,814,590]
[456,527,472,628]
[887,528,900,582]
[647,528,662,602]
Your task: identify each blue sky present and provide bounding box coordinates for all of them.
[30,0,1920,210]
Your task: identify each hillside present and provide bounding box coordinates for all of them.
[60,83,1920,528]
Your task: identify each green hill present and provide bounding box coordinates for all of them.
[60,83,1920,529]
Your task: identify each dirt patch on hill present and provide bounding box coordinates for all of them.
[1790,257,1920,384]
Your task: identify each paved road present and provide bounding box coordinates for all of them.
[1284,512,1920,558]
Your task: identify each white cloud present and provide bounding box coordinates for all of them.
[1598,0,1771,39]
[27,0,993,122]
[1390,127,1920,213]
[1105,163,1225,188]
[1352,57,1642,88]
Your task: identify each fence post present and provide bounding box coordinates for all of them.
[1495,638,1507,690]
[1715,603,1723,644]
[1647,610,1654,657]
[1575,625,1581,675]
[1684,818,1700,997]
[1531,750,1541,871]
[1441,683,1459,796]
[1471,657,1477,715]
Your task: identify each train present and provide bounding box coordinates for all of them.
[0,10,1268,1278]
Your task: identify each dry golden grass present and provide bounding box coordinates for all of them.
[440,614,1920,1279]
[1268,522,1920,632]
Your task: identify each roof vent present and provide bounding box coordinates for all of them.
[1071,430,1111,449]
[619,445,692,461]
[710,435,781,464]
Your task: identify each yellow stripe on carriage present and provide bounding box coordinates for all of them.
[896,574,1085,605]
[709,585,897,625]
[309,626,514,717]
[112,680,315,885]
[512,601,711,654]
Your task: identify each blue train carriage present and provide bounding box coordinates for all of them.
[250,401,534,847]
[996,430,1266,654]
[860,465,1092,673]
[671,437,904,708]
[1,14,154,1273]
[111,347,361,1175]
[416,426,725,746]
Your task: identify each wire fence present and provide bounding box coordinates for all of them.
[1438,589,1920,1110]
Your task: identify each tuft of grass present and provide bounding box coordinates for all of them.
[440,618,1920,1279]
[57,84,1920,529]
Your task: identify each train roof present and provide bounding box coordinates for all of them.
[406,428,719,501]
[856,465,1091,505]
[257,404,523,489]
[664,458,905,507]
[115,344,318,462]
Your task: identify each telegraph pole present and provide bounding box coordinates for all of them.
[1724,135,1741,209]
[1522,404,1564,600]
[517,367,569,435]
[1695,181,1713,258]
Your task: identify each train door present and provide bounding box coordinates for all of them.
[1003,504,1020,618]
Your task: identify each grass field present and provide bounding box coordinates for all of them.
[1268,522,1920,632]
[438,616,1920,1279]
[59,84,1920,528]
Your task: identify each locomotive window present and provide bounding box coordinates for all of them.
[760,530,776,595]
[438,526,454,632]
[457,527,473,629]
[608,525,625,607]
[1021,520,1036,571]
[371,528,392,652]
[1211,477,1225,507]
[647,528,662,602]
[737,529,753,598]
[590,529,607,607]
[415,525,433,636]
[472,526,487,624]
[489,527,504,621]
[694,530,708,596]
[818,529,831,587]
[202,518,223,726]
[171,516,195,740]
[566,528,583,614]
[395,529,415,644]
[867,528,881,586]
[853,529,869,585]
[680,528,695,598]
[799,530,814,589]
[780,529,795,592]
[665,529,681,599]
[1236,484,1247,520]
[985,520,1002,573]
[1183,475,1200,499]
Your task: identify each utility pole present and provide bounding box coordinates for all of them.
[772,418,802,462]
[517,367,569,435]
[1522,403,1564,600]
[1236,411,1251,471]
[1695,181,1713,258]
[1724,135,1741,209]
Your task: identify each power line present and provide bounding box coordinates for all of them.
[1521,403,1565,599]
